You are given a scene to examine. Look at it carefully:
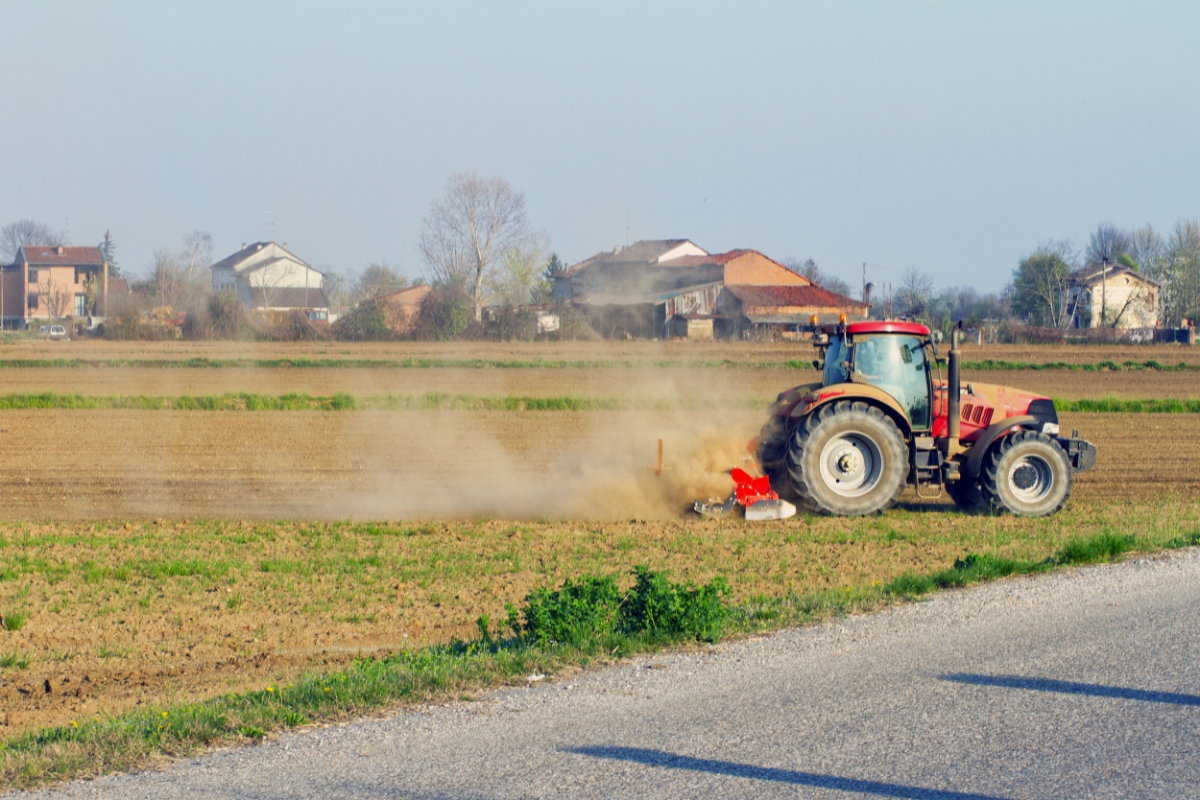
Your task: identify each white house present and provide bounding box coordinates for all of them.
[1066,264,1160,329]
[210,242,329,312]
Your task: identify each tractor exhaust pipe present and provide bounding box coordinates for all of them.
[947,325,961,452]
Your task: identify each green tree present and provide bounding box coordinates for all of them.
[355,262,407,300]
[98,229,120,277]
[1012,245,1074,327]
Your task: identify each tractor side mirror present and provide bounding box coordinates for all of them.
[812,359,822,370]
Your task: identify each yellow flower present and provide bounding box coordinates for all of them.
[324,687,330,692]
[266,686,274,693]
[70,721,78,727]
[161,712,168,718]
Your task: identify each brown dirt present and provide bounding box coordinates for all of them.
[1,337,1197,737]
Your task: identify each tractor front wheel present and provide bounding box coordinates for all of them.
[785,401,907,516]
[980,430,1073,517]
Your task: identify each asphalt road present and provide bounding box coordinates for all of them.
[17,548,1200,800]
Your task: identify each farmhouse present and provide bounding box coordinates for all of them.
[555,240,868,339]
[0,245,110,329]
[210,242,330,315]
[1066,264,1160,329]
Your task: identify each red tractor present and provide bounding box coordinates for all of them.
[755,320,1096,517]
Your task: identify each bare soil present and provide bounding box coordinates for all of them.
[1,336,1197,738]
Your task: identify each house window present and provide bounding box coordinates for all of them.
[28,294,38,311]
[28,270,39,285]
[75,294,87,317]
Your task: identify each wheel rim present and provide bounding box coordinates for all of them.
[1007,453,1054,503]
[818,433,884,497]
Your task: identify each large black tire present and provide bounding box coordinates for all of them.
[980,430,1073,517]
[785,400,908,516]
[756,415,799,503]
[945,479,985,511]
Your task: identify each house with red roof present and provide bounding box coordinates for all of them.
[1,245,111,329]
[553,240,868,339]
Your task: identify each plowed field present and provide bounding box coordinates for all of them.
[1,338,1197,738]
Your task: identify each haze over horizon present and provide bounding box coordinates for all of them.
[1,1,1197,292]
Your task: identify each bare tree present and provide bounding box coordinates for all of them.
[897,267,935,318]
[180,231,213,283]
[419,172,534,322]
[37,275,72,319]
[1,219,64,262]
[249,261,291,309]
[151,249,187,307]
[1086,222,1133,265]
[1131,223,1165,271]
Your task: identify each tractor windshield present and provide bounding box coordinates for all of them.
[851,334,931,429]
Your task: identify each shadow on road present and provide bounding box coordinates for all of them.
[941,673,1200,707]
[565,746,1009,800]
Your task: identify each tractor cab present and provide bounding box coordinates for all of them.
[819,321,934,430]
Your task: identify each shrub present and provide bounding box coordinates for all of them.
[182,289,256,340]
[411,285,472,341]
[333,299,389,341]
[621,566,731,642]
[518,567,732,649]
[522,575,622,649]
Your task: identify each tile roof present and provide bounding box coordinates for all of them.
[725,284,866,309]
[248,286,330,309]
[560,239,699,277]
[20,245,105,265]
[1070,264,1160,288]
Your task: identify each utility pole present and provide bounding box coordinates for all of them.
[862,263,866,302]
[1101,257,1108,328]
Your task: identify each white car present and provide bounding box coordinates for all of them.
[37,325,68,340]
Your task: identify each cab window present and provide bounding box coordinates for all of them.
[852,334,931,429]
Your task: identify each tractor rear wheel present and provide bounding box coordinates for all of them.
[945,479,985,511]
[980,430,1072,517]
[785,400,907,516]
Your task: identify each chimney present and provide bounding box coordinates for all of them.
[256,244,263,250]
[242,243,247,249]
[613,245,622,255]
[56,246,64,254]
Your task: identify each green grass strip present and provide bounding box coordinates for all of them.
[0,392,1197,413]
[963,359,1200,372]
[1052,397,1200,413]
[3,527,1196,788]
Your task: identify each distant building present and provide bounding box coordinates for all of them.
[210,242,329,313]
[555,239,868,339]
[1,245,109,329]
[378,284,432,334]
[1066,264,1160,329]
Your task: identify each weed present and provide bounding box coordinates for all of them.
[0,652,30,669]
[1054,532,1138,564]
[225,594,242,611]
[1,612,27,631]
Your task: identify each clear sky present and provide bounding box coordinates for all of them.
[1,1,1197,292]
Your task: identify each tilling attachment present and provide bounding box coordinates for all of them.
[693,467,796,521]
